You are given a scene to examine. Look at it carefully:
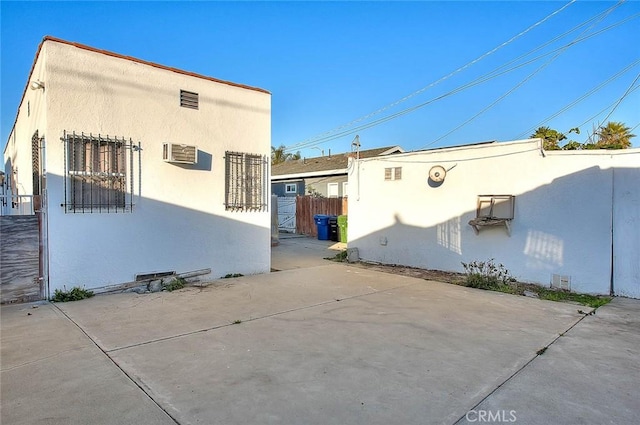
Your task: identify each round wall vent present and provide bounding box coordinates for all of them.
[429,165,447,182]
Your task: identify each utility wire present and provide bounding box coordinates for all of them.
[585,72,640,144]
[419,1,624,149]
[282,0,578,153]
[285,11,638,152]
[517,59,640,139]
[574,84,640,130]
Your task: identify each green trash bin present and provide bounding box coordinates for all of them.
[337,215,348,243]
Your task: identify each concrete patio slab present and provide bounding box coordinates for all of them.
[456,297,640,425]
[55,264,416,351]
[0,303,175,425]
[2,236,637,425]
[58,265,583,425]
[272,233,345,270]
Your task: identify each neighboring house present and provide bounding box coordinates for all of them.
[271,146,404,198]
[2,36,271,298]
[348,139,640,298]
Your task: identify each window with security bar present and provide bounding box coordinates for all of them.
[225,151,268,211]
[62,131,137,213]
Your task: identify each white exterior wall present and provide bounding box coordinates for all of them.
[613,164,640,298]
[3,52,47,206]
[348,139,640,296]
[7,40,271,294]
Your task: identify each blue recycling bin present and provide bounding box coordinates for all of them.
[314,214,330,240]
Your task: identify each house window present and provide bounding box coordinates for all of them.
[385,167,402,180]
[63,131,136,213]
[180,90,199,109]
[342,182,348,198]
[285,183,297,194]
[327,183,339,198]
[225,151,268,211]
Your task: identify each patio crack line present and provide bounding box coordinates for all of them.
[451,311,594,425]
[99,280,421,354]
[52,303,181,425]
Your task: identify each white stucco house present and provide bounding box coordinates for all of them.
[347,139,640,298]
[3,36,271,297]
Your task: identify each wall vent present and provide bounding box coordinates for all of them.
[180,90,199,109]
[551,274,571,291]
[163,143,198,164]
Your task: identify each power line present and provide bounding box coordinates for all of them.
[574,84,640,130]
[419,1,624,149]
[282,0,579,152]
[517,59,640,138]
[285,11,638,152]
[285,4,636,153]
[585,72,640,143]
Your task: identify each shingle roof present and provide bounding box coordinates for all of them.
[271,146,404,177]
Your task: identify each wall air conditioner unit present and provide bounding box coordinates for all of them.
[163,143,197,164]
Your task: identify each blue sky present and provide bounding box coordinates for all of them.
[2,1,639,156]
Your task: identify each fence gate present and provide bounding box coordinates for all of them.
[296,195,347,236]
[277,197,296,232]
[0,214,42,303]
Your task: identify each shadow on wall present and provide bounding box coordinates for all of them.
[171,150,213,172]
[48,62,271,115]
[43,172,270,294]
[351,166,639,296]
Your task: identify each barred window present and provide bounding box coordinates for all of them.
[225,151,268,211]
[63,132,137,213]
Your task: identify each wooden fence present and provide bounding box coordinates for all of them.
[296,196,348,236]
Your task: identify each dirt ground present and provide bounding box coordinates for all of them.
[349,262,467,285]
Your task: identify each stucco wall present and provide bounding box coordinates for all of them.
[4,49,47,202]
[348,139,640,296]
[9,40,271,293]
[305,175,348,197]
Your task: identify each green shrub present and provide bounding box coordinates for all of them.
[325,250,348,262]
[52,286,94,302]
[163,277,186,291]
[536,288,611,308]
[461,259,514,290]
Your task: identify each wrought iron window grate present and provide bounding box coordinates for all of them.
[225,151,268,212]
[62,131,138,213]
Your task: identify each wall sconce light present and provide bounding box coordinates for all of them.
[30,80,45,90]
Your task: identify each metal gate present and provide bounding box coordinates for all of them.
[277,197,296,233]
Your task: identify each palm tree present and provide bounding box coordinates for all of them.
[271,145,289,165]
[271,145,302,165]
[531,126,566,150]
[595,121,635,149]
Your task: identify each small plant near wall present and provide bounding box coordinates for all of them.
[51,286,95,302]
[163,277,186,292]
[461,259,515,291]
[325,250,348,262]
[459,259,611,308]
[223,273,244,279]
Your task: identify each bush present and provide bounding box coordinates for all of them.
[163,277,186,291]
[52,286,95,302]
[461,259,514,290]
